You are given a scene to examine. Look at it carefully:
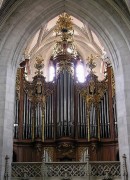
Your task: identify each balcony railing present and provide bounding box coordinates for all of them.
[11,162,42,178]
[11,161,121,179]
[90,161,121,177]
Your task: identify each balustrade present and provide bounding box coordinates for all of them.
[11,161,121,179]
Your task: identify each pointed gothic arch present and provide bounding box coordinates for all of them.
[0,0,130,178]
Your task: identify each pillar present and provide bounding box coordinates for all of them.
[0,64,16,179]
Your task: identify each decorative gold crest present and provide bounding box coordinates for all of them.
[54,13,74,40]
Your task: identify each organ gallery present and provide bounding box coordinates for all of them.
[13,13,118,162]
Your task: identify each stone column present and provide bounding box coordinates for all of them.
[0,64,16,179]
[115,64,130,178]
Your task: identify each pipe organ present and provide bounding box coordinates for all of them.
[13,13,118,162]
[56,66,74,138]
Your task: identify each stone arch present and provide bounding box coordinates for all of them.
[0,0,130,178]
[0,0,128,68]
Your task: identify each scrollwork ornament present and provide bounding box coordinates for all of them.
[15,68,21,100]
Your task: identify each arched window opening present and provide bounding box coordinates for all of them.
[76,61,85,83]
[49,65,55,82]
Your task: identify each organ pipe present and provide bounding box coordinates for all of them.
[68,72,70,135]
[44,93,54,140]
[44,101,47,139]
[51,94,53,139]
[56,68,74,137]
[77,93,87,138]
[97,107,100,140]
[89,104,97,138]
[14,96,19,139]
[103,92,107,137]
[35,105,37,138]
[101,99,104,138]
[98,91,110,138]
[106,91,110,138]
[113,96,118,138]
[23,92,26,139]
[42,106,45,142]
[87,112,90,141]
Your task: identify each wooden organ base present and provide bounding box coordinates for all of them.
[13,138,119,162]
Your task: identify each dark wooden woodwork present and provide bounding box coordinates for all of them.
[18,68,25,140]
[13,139,118,162]
[107,65,115,140]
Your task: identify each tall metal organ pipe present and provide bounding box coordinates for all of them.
[113,96,118,138]
[14,95,19,139]
[56,68,74,137]
[89,104,98,138]
[99,91,110,138]
[22,91,32,139]
[77,93,87,138]
[44,93,54,140]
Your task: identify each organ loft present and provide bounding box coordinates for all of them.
[13,13,118,163]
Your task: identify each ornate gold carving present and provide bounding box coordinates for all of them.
[53,13,77,59]
[77,55,107,109]
[78,147,88,161]
[23,55,55,105]
[86,54,97,71]
[44,147,54,162]
[34,55,44,75]
[91,144,96,152]
[76,55,108,141]
[111,67,115,97]
[22,55,55,142]
[57,142,75,160]
[15,68,21,100]
[56,60,74,76]
[54,13,74,41]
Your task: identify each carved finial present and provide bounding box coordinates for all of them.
[34,55,44,75]
[53,13,77,59]
[54,13,74,41]
[42,154,46,163]
[4,155,9,179]
[122,154,128,180]
[86,54,97,72]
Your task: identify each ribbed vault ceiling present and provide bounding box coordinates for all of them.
[1,0,128,81]
[24,15,106,81]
